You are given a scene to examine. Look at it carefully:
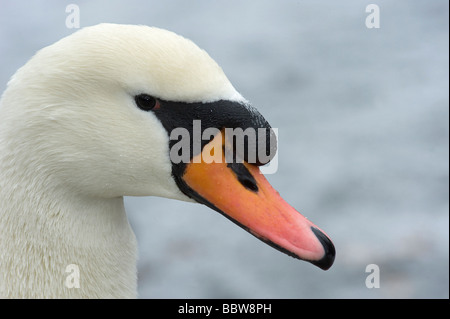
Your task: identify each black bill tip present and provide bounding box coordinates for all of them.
[309,227,336,270]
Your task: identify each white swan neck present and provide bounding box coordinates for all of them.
[0,174,138,298]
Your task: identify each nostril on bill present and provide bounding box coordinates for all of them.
[227,162,258,192]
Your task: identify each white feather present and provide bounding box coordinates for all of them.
[0,23,243,298]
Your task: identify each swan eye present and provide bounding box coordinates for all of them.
[135,94,158,111]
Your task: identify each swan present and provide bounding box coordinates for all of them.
[0,23,335,298]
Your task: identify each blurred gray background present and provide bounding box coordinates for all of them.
[0,0,448,298]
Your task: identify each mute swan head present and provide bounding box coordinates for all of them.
[0,23,334,298]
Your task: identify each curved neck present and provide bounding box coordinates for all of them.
[0,162,138,298]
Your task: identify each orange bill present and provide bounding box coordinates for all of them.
[181,132,335,270]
